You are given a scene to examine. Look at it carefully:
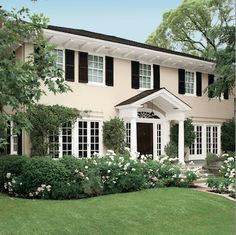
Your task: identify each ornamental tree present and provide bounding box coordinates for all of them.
[0,6,70,150]
[146,0,235,98]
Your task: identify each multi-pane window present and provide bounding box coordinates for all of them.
[139,63,152,89]
[90,122,100,156]
[157,124,161,156]
[185,71,195,94]
[62,122,72,156]
[48,132,60,158]
[10,122,18,155]
[190,125,202,155]
[88,55,104,83]
[78,121,88,158]
[206,125,218,154]
[125,123,131,148]
[54,49,63,69]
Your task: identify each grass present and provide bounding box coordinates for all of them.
[0,188,234,235]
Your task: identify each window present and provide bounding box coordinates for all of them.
[206,125,218,154]
[78,120,100,158]
[10,122,18,155]
[54,49,64,69]
[139,63,152,89]
[125,123,131,148]
[62,122,72,156]
[185,71,195,94]
[190,125,202,155]
[156,124,161,156]
[88,54,104,83]
[48,132,60,158]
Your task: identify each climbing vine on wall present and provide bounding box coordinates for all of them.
[27,104,83,156]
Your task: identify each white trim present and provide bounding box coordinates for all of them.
[184,70,196,96]
[138,62,153,90]
[10,121,18,155]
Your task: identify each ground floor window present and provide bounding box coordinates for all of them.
[156,124,161,156]
[190,125,202,155]
[206,125,218,154]
[48,120,101,158]
[125,122,131,148]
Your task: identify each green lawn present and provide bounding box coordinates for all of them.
[0,188,234,235]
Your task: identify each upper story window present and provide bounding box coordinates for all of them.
[139,63,152,89]
[185,71,195,95]
[54,49,64,69]
[88,54,104,84]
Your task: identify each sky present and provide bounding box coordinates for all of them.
[1,0,181,43]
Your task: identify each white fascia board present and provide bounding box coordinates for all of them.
[43,29,215,73]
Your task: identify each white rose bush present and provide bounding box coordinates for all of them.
[0,152,198,200]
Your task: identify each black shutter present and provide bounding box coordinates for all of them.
[131,61,139,89]
[6,125,11,154]
[224,89,229,100]
[178,69,185,94]
[208,74,214,98]
[196,72,202,96]
[79,52,88,83]
[17,130,22,155]
[65,49,75,82]
[153,64,160,90]
[105,56,113,86]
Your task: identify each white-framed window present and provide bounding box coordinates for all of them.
[88,54,104,84]
[190,125,202,155]
[185,71,195,95]
[125,123,131,148]
[78,120,101,158]
[139,63,152,89]
[62,122,72,156]
[206,125,218,154]
[10,122,18,155]
[48,132,60,158]
[54,49,64,69]
[156,124,161,156]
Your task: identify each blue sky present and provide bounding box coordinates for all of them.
[1,0,181,42]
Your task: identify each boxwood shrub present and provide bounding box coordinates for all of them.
[1,153,198,200]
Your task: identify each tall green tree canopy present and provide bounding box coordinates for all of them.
[146,0,235,98]
[0,5,70,147]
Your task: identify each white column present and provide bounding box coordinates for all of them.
[59,128,63,158]
[178,120,185,164]
[130,118,137,158]
[202,124,207,160]
[217,125,221,155]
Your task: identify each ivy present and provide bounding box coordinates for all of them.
[27,104,82,156]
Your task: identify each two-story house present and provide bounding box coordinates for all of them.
[9,25,234,163]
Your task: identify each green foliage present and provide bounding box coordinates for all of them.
[0,155,29,191]
[0,6,70,151]
[207,177,231,193]
[164,141,178,158]
[146,0,235,97]
[27,104,81,156]
[1,153,198,200]
[170,118,196,147]
[103,117,126,152]
[221,119,235,152]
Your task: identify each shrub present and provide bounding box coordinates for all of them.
[2,153,198,200]
[221,119,235,152]
[164,141,178,158]
[103,117,126,152]
[0,155,28,191]
[207,177,231,193]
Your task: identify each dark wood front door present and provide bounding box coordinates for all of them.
[137,123,153,155]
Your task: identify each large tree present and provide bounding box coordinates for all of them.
[146,0,235,98]
[0,6,70,149]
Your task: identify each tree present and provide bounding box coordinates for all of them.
[221,119,235,152]
[103,117,126,153]
[0,6,70,150]
[146,0,235,98]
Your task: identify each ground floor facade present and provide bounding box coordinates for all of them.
[6,89,225,163]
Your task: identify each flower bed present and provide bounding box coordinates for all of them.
[0,152,198,200]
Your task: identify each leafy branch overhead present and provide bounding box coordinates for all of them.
[0,6,70,149]
[146,0,235,98]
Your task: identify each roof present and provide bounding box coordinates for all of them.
[116,88,191,110]
[47,25,213,63]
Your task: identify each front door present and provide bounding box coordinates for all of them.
[137,123,153,155]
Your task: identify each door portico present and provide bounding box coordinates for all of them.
[116,88,191,163]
